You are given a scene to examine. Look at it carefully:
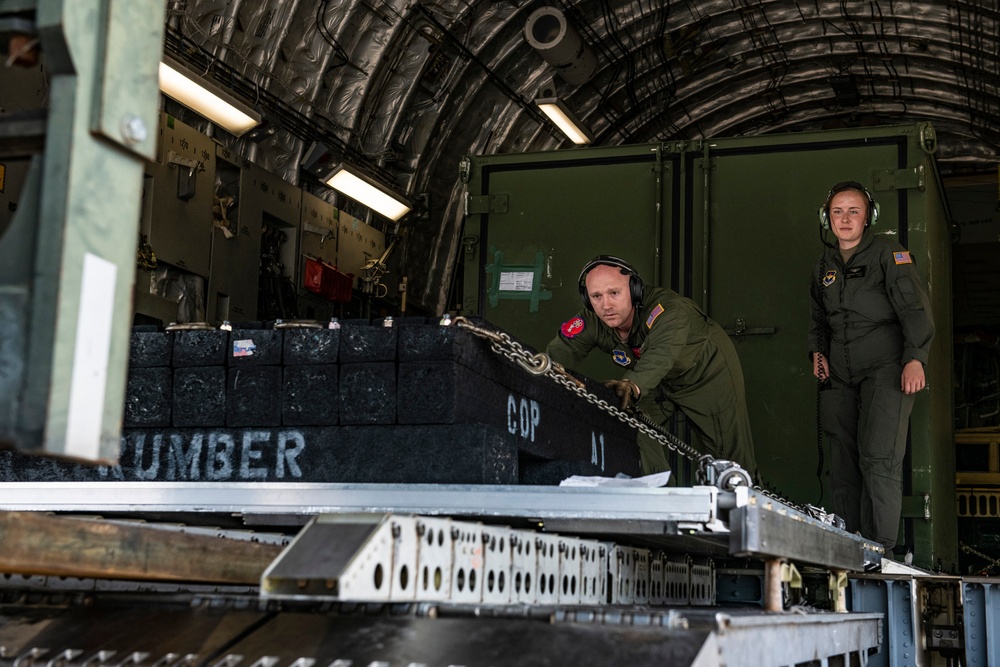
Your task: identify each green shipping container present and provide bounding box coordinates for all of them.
[461,123,956,571]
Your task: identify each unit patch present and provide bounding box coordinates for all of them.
[561,316,585,339]
[893,251,912,265]
[645,303,665,328]
[845,266,867,279]
[612,349,630,366]
[822,270,837,287]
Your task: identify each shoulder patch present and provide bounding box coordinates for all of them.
[612,349,630,366]
[560,316,585,339]
[822,270,837,287]
[645,303,665,329]
[893,251,912,265]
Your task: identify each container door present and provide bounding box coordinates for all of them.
[694,132,954,567]
[467,151,674,381]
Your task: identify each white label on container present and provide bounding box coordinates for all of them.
[499,271,534,291]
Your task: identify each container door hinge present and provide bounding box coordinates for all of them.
[900,493,931,520]
[872,165,925,192]
[465,193,509,215]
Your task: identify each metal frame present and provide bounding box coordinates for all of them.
[0,481,719,520]
[849,576,921,667]
[0,591,884,667]
[962,578,999,666]
[0,482,878,571]
[701,610,884,667]
[731,495,884,571]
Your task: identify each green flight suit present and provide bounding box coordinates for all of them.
[809,231,934,550]
[547,286,758,477]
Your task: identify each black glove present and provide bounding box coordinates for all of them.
[604,379,640,410]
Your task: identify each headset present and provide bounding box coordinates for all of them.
[577,255,645,312]
[819,181,879,229]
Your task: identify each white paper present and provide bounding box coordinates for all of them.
[559,470,672,488]
[498,271,535,291]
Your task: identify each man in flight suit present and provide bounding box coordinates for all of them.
[809,181,934,551]
[547,255,758,477]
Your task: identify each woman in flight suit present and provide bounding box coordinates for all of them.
[809,181,934,551]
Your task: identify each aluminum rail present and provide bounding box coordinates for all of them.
[0,481,720,522]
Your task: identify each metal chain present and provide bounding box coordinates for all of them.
[452,317,704,462]
[959,542,1000,573]
[451,317,825,517]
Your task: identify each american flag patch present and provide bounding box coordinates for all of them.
[645,303,665,328]
[893,251,912,265]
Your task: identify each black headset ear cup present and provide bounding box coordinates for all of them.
[629,273,644,309]
[580,282,593,311]
[578,255,645,312]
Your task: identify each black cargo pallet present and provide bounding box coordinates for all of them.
[2,319,640,484]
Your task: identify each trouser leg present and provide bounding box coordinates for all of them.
[635,393,670,476]
[674,332,758,478]
[706,399,758,480]
[858,366,914,550]
[674,394,758,479]
[822,385,862,534]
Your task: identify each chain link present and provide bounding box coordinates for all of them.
[960,542,1000,573]
[453,317,705,461]
[450,316,830,518]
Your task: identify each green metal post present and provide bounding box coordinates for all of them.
[0,0,165,461]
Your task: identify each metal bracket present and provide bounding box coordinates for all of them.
[262,511,725,607]
[724,317,776,337]
[829,570,848,613]
[781,561,802,589]
[900,493,931,520]
[872,165,926,192]
[302,222,333,239]
[166,150,205,172]
[465,193,509,215]
[90,0,165,160]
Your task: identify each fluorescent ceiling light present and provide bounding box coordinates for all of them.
[158,58,261,137]
[535,97,594,145]
[325,164,412,221]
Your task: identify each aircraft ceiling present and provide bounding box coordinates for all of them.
[164,0,1000,313]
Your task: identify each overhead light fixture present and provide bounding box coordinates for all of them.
[325,163,412,221]
[158,56,262,137]
[535,97,594,145]
[523,6,597,85]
